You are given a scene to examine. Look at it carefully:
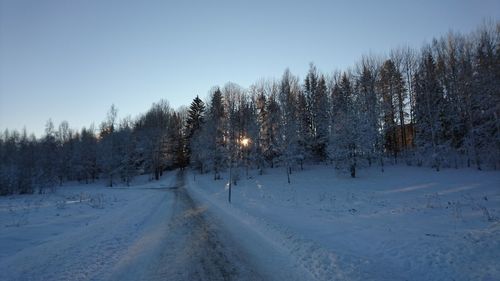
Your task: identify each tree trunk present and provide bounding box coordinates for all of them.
[287,165,291,184]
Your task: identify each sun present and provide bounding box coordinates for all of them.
[240,137,250,147]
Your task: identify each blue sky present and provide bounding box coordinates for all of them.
[1,0,499,136]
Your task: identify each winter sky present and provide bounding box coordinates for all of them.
[1,0,499,137]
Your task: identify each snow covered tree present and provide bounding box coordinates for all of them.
[304,64,329,160]
[202,87,227,179]
[470,27,500,169]
[166,112,186,169]
[241,94,260,177]
[295,88,310,168]
[430,34,468,168]
[223,83,242,180]
[414,50,445,170]
[251,80,282,171]
[355,60,382,167]
[2,20,499,195]
[263,81,282,168]
[253,82,269,173]
[330,73,359,177]
[135,100,173,180]
[116,117,139,186]
[279,69,300,183]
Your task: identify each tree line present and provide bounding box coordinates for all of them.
[1,21,498,195]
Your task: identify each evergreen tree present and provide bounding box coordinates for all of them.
[414,51,445,170]
[185,95,206,167]
[279,69,300,183]
[356,63,382,166]
[304,64,329,160]
[254,84,269,173]
[296,90,310,168]
[263,82,282,168]
[167,112,186,169]
[470,27,500,169]
[205,87,226,179]
[330,73,359,177]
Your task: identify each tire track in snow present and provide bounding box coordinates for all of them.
[110,171,264,281]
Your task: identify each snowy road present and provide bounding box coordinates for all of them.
[1,171,297,281]
[108,172,266,281]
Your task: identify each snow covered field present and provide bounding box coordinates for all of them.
[187,165,500,281]
[0,172,179,281]
[1,165,499,281]
[0,170,308,281]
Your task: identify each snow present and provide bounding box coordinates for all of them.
[0,170,308,281]
[1,165,499,281]
[0,172,178,281]
[186,165,500,281]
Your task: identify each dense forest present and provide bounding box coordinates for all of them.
[1,22,499,195]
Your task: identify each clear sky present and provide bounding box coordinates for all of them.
[1,0,499,137]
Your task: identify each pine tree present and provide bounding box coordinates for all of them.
[242,94,259,177]
[279,69,299,183]
[315,75,329,160]
[304,64,329,160]
[414,51,445,170]
[470,27,500,169]
[167,112,186,169]
[356,63,381,166]
[330,73,359,177]
[185,95,206,167]
[296,89,310,168]
[206,87,226,179]
[263,82,282,168]
[254,84,269,173]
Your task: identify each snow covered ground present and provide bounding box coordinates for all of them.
[1,165,499,281]
[0,172,178,281]
[0,170,308,281]
[186,165,500,281]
